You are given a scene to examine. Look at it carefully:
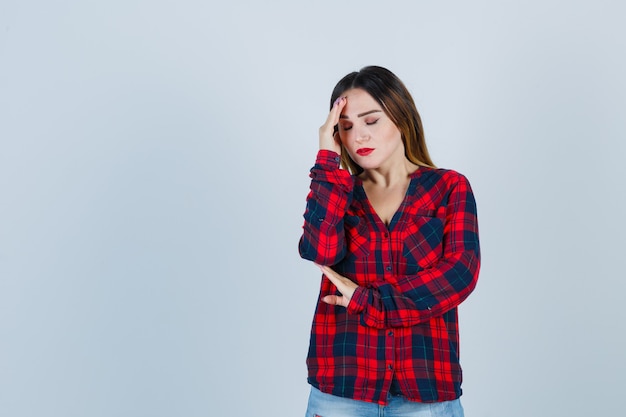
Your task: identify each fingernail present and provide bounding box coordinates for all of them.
[333,97,341,106]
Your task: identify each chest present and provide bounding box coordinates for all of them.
[341,185,447,281]
[362,183,408,226]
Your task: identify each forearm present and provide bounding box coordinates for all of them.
[299,150,354,265]
[347,174,480,328]
[348,250,480,328]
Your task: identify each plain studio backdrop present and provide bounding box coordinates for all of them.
[1,1,625,416]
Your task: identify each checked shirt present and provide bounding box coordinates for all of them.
[299,150,480,405]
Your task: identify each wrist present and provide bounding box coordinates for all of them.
[316,149,342,169]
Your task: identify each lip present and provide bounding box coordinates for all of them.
[356,148,374,156]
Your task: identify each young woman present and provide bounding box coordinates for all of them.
[299,66,480,417]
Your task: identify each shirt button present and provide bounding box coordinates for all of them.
[384,232,389,238]
[388,331,393,336]
[387,364,393,370]
[386,266,392,271]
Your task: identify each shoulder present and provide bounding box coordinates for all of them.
[414,167,473,191]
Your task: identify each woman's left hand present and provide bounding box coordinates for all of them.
[316,264,359,308]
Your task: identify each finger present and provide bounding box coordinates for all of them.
[316,264,340,290]
[317,264,338,283]
[322,295,337,305]
[329,96,347,125]
[321,97,346,132]
[321,270,349,300]
[322,295,346,307]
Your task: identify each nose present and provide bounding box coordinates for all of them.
[354,126,369,143]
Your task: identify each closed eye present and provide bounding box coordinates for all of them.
[366,119,379,126]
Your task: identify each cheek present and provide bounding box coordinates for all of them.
[340,136,359,158]
[339,131,352,146]
[382,125,402,144]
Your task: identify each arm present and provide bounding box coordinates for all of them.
[299,96,354,265]
[298,150,354,265]
[325,173,480,328]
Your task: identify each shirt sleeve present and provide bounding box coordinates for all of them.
[346,173,480,328]
[298,150,355,265]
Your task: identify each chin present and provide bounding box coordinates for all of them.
[356,161,381,171]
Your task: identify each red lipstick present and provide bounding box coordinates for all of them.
[356,148,374,156]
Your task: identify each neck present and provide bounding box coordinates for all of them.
[361,159,420,188]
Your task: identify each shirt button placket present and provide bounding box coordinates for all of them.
[382,230,395,386]
[382,231,392,275]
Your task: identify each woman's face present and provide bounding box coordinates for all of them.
[337,88,405,172]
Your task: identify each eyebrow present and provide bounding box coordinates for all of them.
[339,109,382,119]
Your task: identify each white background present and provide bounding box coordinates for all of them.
[1,1,625,416]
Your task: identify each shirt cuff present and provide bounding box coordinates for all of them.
[315,150,342,170]
[347,286,368,315]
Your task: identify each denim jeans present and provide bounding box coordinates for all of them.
[305,386,465,417]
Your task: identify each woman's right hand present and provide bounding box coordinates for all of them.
[318,96,346,154]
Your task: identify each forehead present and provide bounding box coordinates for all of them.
[340,88,382,117]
